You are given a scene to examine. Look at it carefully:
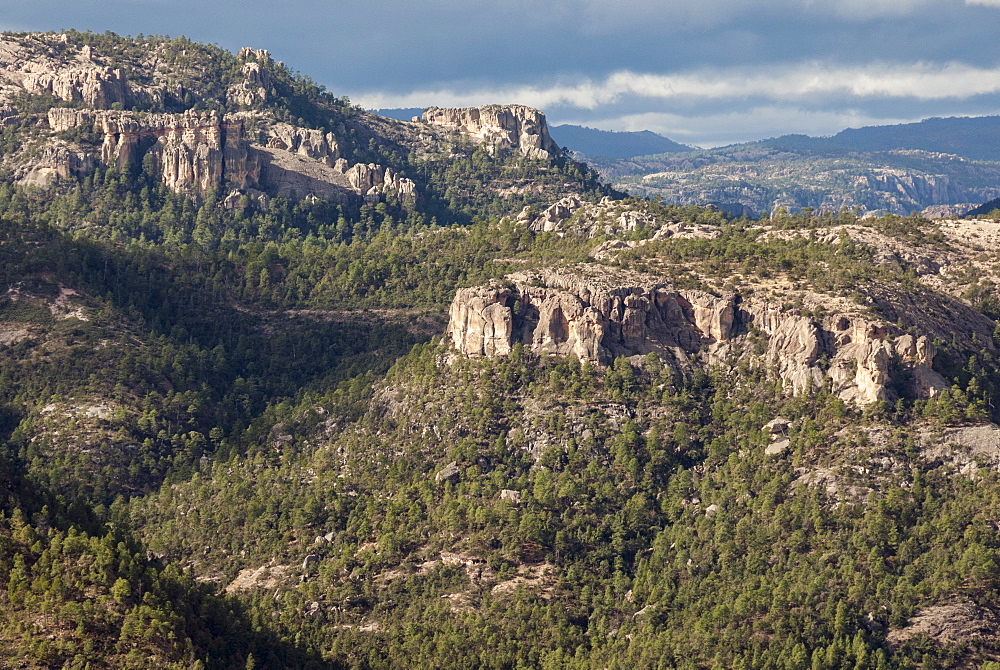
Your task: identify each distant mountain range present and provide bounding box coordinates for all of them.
[548,125,696,158]
[587,116,1000,216]
[754,116,1000,163]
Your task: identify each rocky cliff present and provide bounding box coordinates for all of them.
[21,106,417,205]
[447,265,954,405]
[36,108,259,193]
[422,105,560,160]
[1,35,163,111]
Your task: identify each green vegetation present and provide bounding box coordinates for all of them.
[1,31,1000,669]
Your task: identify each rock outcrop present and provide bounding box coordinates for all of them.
[343,162,417,203]
[39,106,417,204]
[42,108,260,193]
[264,122,339,164]
[228,48,271,107]
[515,195,721,242]
[21,63,128,109]
[16,143,95,188]
[446,265,951,406]
[422,105,559,160]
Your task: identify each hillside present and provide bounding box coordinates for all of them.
[592,117,1000,215]
[2,30,1000,670]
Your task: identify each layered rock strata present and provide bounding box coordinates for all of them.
[44,108,259,193]
[422,105,560,160]
[447,266,951,405]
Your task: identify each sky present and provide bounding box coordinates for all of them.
[4,0,1000,147]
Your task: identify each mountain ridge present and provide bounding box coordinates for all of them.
[589,115,1000,215]
[550,124,696,158]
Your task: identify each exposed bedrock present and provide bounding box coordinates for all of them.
[447,266,956,405]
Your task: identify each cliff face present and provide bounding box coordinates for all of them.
[35,107,417,204]
[22,64,128,109]
[16,143,95,189]
[447,266,955,406]
[42,108,260,193]
[422,105,560,160]
[264,122,340,165]
[0,37,152,110]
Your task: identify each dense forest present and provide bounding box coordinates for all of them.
[2,30,1000,669]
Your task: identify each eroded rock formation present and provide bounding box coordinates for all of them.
[265,122,339,164]
[43,108,259,193]
[228,48,272,107]
[422,105,559,160]
[447,265,952,406]
[22,64,128,109]
[39,107,416,204]
[16,143,95,188]
[343,163,417,203]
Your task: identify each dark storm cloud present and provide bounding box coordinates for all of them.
[3,0,1000,145]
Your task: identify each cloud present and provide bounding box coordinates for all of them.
[353,61,1000,111]
[966,0,1000,4]
[572,0,939,30]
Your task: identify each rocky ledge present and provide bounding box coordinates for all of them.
[447,265,956,406]
[422,105,560,160]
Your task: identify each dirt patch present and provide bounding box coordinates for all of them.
[49,286,89,321]
[0,322,30,345]
[491,562,556,599]
[225,562,292,593]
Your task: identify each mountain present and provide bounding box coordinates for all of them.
[966,196,1000,217]
[549,124,696,158]
[763,115,1000,162]
[3,30,1000,670]
[591,117,1000,215]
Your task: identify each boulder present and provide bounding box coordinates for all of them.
[499,489,521,503]
[435,461,461,484]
